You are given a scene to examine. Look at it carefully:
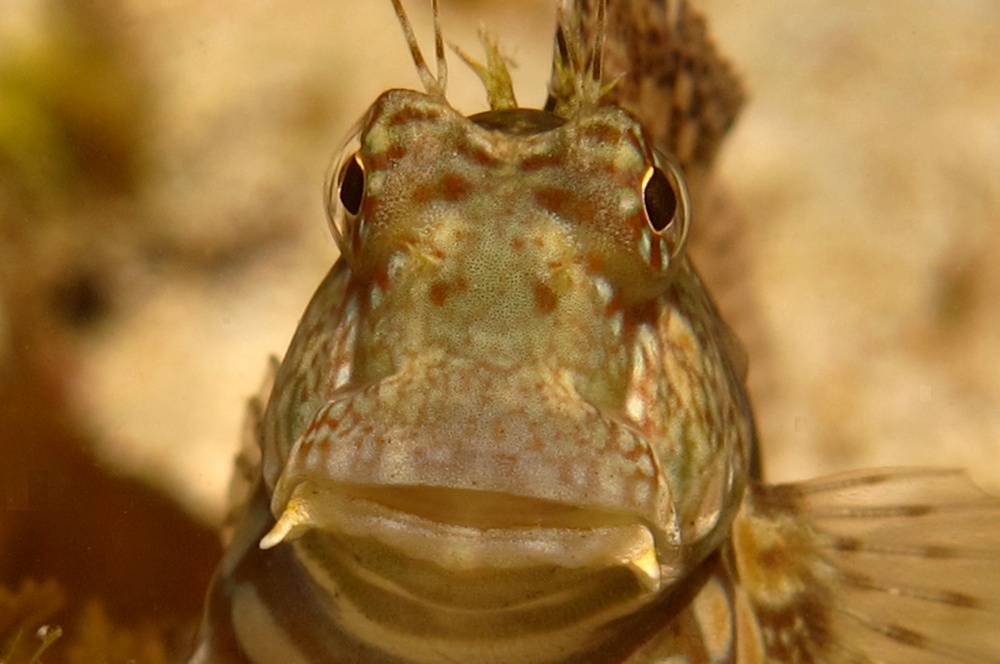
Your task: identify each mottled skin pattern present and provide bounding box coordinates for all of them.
[190,2,1000,663]
[255,86,754,661]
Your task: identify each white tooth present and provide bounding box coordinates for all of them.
[260,496,312,549]
[622,535,661,593]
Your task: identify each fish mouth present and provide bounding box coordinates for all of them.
[262,480,665,593]
[263,482,676,662]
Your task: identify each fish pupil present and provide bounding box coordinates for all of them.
[643,166,677,233]
[339,153,365,216]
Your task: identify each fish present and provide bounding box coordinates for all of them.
[188,1,1000,662]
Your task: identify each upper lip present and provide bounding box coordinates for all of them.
[262,480,667,593]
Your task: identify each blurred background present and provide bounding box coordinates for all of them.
[1,0,998,659]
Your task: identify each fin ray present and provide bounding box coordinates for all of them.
[734,469,1000,663]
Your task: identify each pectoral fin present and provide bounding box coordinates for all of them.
[732,469,1000,663]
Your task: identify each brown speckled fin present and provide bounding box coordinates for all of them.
[733,469,1000,663]
[550,0,744,197]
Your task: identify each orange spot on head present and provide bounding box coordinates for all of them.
[410,183,433,204]
[367,152,391,172]
[387,105,443,127]
[584,251,605,273]
[532,280,559,315]
[582,122,622,145]
[519,153,561,172]
[385,144,407,162]
[534,187,571,217]
[440,173,472,201]
[429,280,450,307]
[411,173,472,204]
[457,142,500,167]
[534,186,592,225]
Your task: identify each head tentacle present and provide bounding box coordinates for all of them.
[390,0,448,98]
[450,29,518,110]
[547,0,610,118]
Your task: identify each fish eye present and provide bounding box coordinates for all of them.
[638,151,691,279]
[339,153,365,216]
[324,124,365,262]
[642,165,678,234]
